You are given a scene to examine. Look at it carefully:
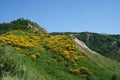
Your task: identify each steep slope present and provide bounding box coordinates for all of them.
[75,38,120,80]
[0,19,120,80]
[50,32,120,62]
[76,32,120,62]
[74,38,91,51]
[0,30,90,80]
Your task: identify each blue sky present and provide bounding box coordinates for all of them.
[0,0,120,34]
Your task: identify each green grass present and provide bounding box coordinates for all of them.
[1,43,120,80]
[77,45,120,80]
[0,30,120,80]
[0,43,86,80]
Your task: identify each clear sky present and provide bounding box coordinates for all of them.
[0,0,120,34]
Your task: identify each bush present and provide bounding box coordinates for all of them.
[80,67,92,76]
[70,68,80,74]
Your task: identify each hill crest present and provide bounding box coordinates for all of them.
[0,18,47,35]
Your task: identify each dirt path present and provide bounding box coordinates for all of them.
[74,38,103,67]
[74,38,91,51]
[74,38,120,73]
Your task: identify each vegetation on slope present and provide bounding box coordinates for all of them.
[0,19,120,80]
[0,18,47,35]
[76,32,120,62]
[50,32,120,62]
[0,30,92,80]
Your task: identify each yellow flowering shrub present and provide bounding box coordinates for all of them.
[0,34,44,51]
[31,54,36,59]
[79,56,85,59]
[0,35,34,48]
[30,36,40,40]
[41,35,82,62]
[14,47,21,50]
[80,67,92,76]
[70,67,92,76]
[73,63,77,66]
[0,30,84,62]
[70,68,80,74]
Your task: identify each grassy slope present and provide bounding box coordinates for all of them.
[76,32,120,62]
[76,40,120,80]
[0,18,120,80]
[50,32,120,62]
[0,30,86,80]
[0,30,120,80]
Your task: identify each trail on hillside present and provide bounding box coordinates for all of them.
[74,38,100,54]
[74,38,98,54]
[74,38,91,51]
[74,38,104,67]
[74,38,120,73]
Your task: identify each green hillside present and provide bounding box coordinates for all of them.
[0,18,47,35]
[50,32,120,62]
[75,32,120,62]
[0,19,120,80]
